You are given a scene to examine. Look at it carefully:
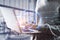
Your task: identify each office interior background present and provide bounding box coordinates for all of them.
[0,0,60,40]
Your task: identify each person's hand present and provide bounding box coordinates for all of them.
[25,23,37,29]
[31,24,37,29]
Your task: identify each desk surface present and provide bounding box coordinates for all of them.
[21,29,41,34]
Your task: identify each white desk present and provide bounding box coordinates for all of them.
[21,29,41,40]
[21,29,41,34]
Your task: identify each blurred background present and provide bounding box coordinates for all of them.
[0,0,60,40]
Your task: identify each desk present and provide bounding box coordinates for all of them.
[11,29,41,40]
[21,29,41,40]
[22,29,41,33]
